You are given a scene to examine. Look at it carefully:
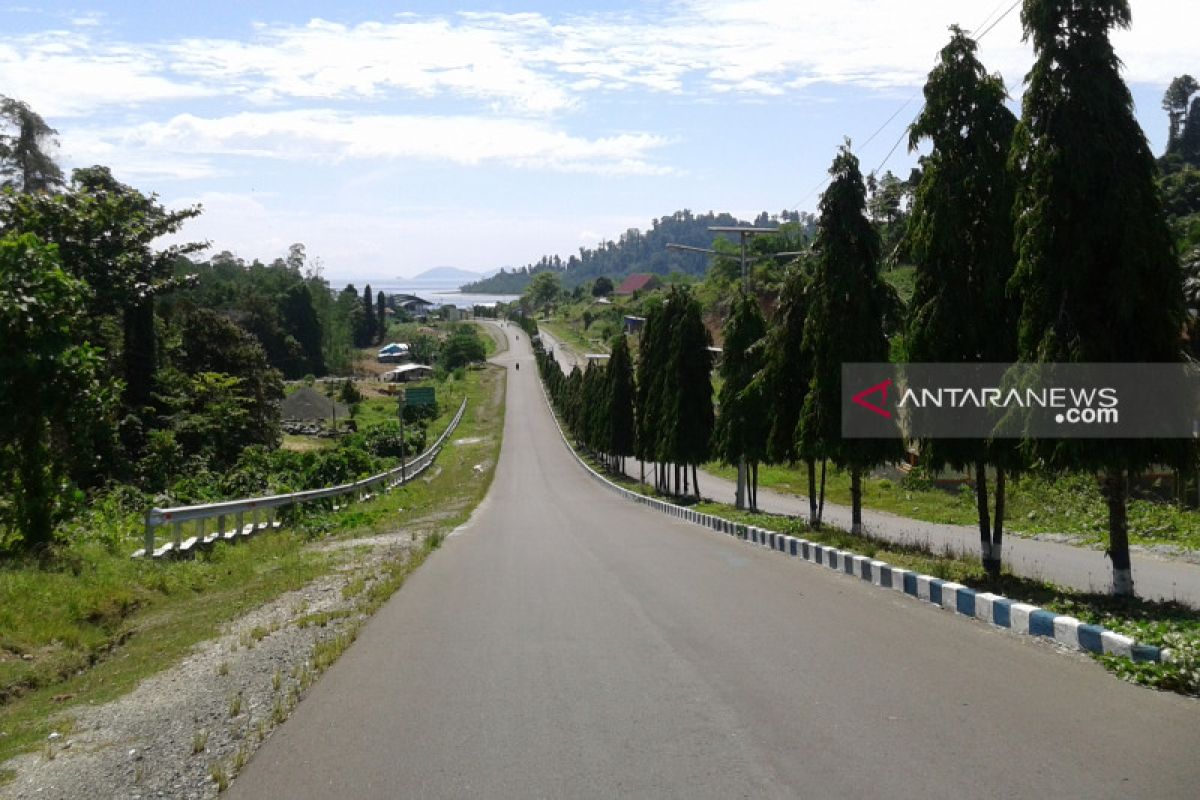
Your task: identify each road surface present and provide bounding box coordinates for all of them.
[231,326,1199,799]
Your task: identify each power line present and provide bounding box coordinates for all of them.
[972,0,1012,36]
[793,0,1024,210]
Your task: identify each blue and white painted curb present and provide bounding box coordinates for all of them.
[537,376,1172,666]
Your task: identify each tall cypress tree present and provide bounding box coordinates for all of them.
[760,261,827,524]
[664,286,713,498]
[607,334,637,472]
[799,143,903,534]
[281,281,325,377]
[906,27,1019,577]
[1180,97,1200,167]
[714,288,768,509]
[376,291,388,344]
[636,299,669,489]
[361,284,376,347]
[0,96,64,193]
[1011,0,1187,595]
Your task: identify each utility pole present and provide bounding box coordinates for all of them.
[666,226,799,510]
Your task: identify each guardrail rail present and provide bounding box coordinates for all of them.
[133,398,468,559]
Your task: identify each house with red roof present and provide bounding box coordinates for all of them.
[614,273,662,296]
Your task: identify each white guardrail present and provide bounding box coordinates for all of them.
[133,398,469,559]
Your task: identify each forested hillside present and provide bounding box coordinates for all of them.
[462,209,817,293]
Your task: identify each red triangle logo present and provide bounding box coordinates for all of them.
[852,378,892,419]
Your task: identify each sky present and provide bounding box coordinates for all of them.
[1,1,1196,282]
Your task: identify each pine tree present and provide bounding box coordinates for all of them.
[755,262,823,524]
[663,286,713,498]
[606,334,637,472]
[905,26,1019,577]
[376,291,388,344]
[0,96,64,193]
[361,284,376,347]
[1180,97,1200,167]
[636,299,669,489]
[713,289,768,509]
[799,143,903,534]
[281,282,325,376]
[1011,0,1187,595]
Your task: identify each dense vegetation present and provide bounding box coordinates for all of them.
[462,209,818,294]
[0,95,489,559]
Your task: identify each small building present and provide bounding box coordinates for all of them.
[384,363,435,383]
[615,274,661,296]
[394,294,435,316]
[623,315,646,335]
[377,342,411,363]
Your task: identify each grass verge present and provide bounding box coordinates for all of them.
[702,462,1200,553]
[0,364,505,766]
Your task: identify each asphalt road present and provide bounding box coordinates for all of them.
[538,327,1200,607]
[231,326,1199,799]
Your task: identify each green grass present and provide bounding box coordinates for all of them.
[351,373,469,430]
[541,318,610,358]
[882,263,917,305]
[703,461,1200,552]
[0,364,506,764]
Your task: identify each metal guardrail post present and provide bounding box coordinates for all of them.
[236,510,244,537]
[218,514,226,540]
[172,521,182,552]
[144,511,154,557]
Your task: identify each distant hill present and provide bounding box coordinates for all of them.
[403,266,487,285]
[461,209,815,294]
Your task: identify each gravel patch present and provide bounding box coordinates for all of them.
[0,535,417,800]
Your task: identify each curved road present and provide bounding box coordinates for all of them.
[231,327,1199,799]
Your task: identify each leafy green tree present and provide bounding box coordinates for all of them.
[439,324,487,369]
[0,166,203,427]
[167,309,284,463]
[525,271,562,318]
[0,234,108,552]
[799,143,902,534]
[280,281,325,377]
[1162,75,1199,157]
[905,26,1020,577]
[866,170,909,257]
[1181,97,1200,167]
[0,96,63,193]
[713,289,768,509]
[1011,0,1187,595]
[592,276,614,297]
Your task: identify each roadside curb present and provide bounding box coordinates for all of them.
[536,376,1171,666]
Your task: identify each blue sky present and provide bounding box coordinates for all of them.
[1,1,1194,282]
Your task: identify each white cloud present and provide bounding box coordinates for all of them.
[66,110,677,177]
[0,31,213,117]
[167,17,575,114]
